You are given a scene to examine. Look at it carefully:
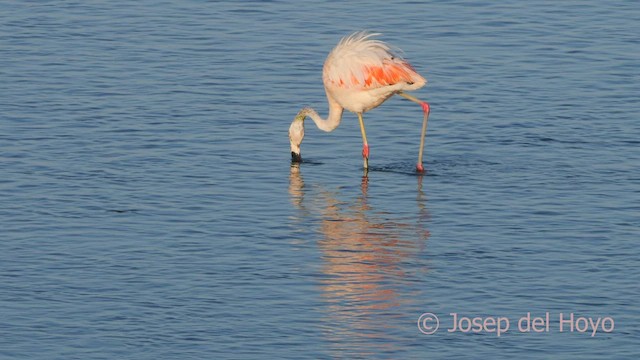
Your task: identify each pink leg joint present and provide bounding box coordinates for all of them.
[421,102,430,114]
[362,144,370,159]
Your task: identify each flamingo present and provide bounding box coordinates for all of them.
[288,31,430,172]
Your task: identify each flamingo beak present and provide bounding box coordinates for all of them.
[291,151,302,163]
[290,139,302,162]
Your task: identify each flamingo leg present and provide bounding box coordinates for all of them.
[357,112,369,169]
[397,92,430,172]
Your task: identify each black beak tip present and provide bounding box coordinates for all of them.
[291,152,302,163]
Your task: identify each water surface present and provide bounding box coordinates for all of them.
[1,1,639,359]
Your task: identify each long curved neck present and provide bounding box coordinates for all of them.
[289,91,345,162]
[298,92,344,132]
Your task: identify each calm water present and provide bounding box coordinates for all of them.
[1,1,639,359]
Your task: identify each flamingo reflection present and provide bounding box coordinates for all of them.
[289,165,430,356]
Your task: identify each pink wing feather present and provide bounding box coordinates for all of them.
[323,32,425,90]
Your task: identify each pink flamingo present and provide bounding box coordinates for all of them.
[288,31,430,172]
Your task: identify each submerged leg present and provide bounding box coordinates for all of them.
[397,92,430,172]
[357,112,369,169]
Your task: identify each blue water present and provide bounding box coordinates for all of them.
[1,1,639,359]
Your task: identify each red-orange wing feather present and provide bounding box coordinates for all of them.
[323,32,425,90]
[363,60,418,88]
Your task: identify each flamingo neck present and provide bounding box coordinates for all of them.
[298,92,344,132]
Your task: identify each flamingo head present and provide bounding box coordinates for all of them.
[289,113,305,162]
